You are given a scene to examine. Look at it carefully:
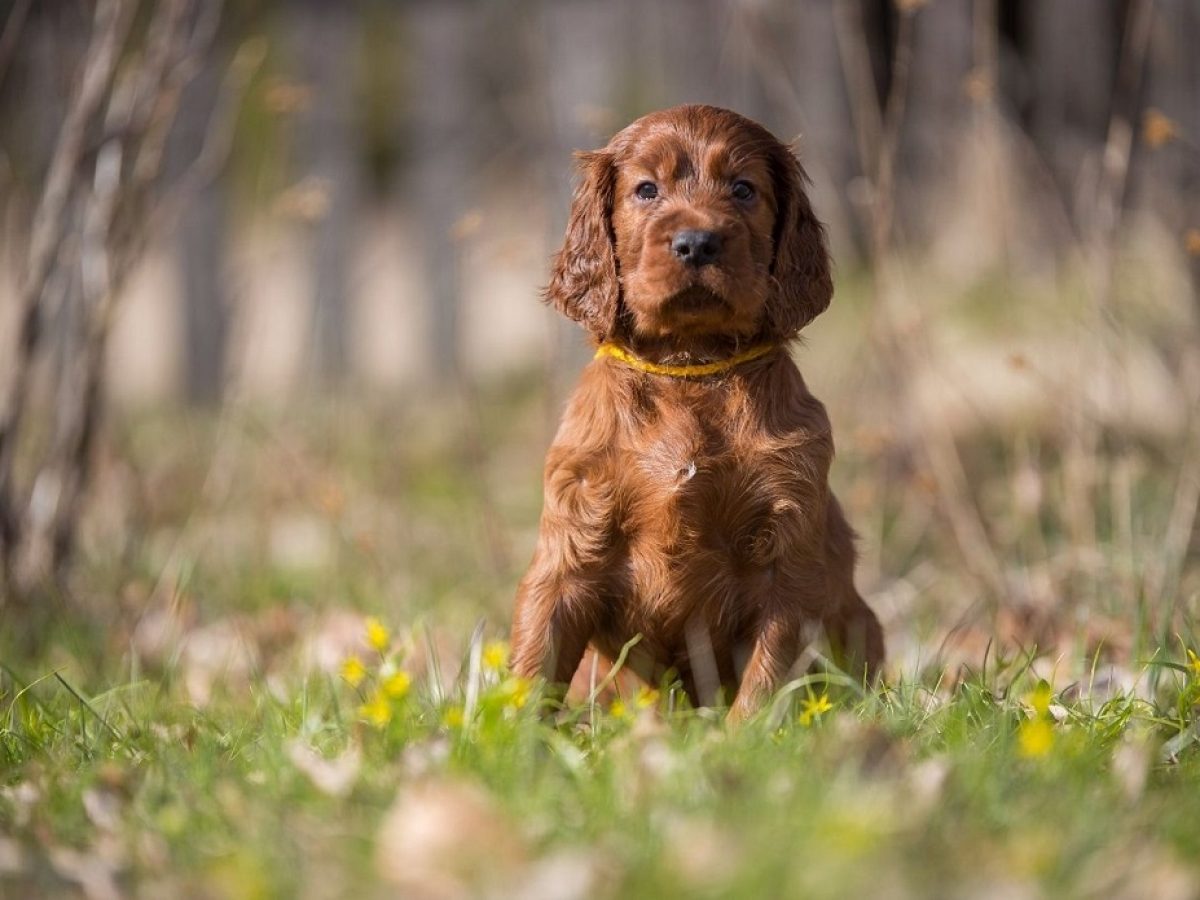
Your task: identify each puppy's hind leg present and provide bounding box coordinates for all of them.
[824,589,885,684]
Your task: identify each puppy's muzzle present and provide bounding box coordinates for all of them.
[671,229,723,268]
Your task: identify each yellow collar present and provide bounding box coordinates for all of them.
[594,342,778,378]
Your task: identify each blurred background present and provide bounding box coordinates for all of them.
[0,0,1197,678]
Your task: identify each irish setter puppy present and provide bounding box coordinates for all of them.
[511,105,883,720]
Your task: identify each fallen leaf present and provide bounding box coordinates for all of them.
[297,610,371,676]
[82,788,123,832]
[0,837,25,875]
[0,782,39,828]
[521,849,603,900]
[663,816,739,891]
[375,779,526,898]
[286,741,361,798]
[48,846,121,900]
[1112,733,1152,801]
[180,619,259,706]
[906,756,950,815]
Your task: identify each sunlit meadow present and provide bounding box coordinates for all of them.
[3,267,1200,897]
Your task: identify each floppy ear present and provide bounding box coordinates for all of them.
[543,150,620,340]
[764,144,833,339]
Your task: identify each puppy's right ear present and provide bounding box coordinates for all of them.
[543,150,619,340]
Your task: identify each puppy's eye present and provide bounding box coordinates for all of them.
[635,182,659,200]
[732,180,755,201]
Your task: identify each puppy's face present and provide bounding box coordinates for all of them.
[545,105,833,349]
[610,123,778,340]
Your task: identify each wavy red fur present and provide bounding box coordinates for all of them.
[513,105,883,720]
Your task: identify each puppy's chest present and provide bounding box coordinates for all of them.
[617,417,796,560]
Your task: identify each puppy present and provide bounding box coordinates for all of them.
[511,105,883,720]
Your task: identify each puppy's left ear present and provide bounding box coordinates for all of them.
[764,144,833,338]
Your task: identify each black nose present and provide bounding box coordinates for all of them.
[671,229,722,267]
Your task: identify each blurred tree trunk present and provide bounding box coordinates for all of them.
[19,5,86,193]
[897,0,976,243]
[791,0,864,261]
[406,0,476,384]
[0,0,232,607]
[539,0,619,391]
[290,0,360,388]
[12,7,82,393]
[1026,0,1119,216]
[635,0,723,111]
[0,0,135,600]
[169,53,229,405]
[1139,0,1200,303]
[713,1,773,126]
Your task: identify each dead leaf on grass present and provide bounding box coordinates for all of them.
[521,849,605,900]
[1112,732,1153,802]
[285,740,361,798]
[180,618,260,706]
[297,610,370,676]
[663,816,740,892]
[0,837,25,875]
[375,779,526,898]
[82,788,123,832]
[0,781,40,828]
[48,846,121,900]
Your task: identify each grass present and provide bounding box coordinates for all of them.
[2,625,1200,898]
[2,264,1199,896]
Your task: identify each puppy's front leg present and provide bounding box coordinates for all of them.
[728,601,807,722]
[509,553,606,692]
[728,494,828,722]
[511,452,615,693]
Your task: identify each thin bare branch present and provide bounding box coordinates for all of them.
[0,0,136,577]
[130,0,227,188]
[833,0,884,196]
[872,6,914,263]
[834,0,1009,603]
[1145,397,1200,630]
[124,35,263,286]
[1058,0,1155,593]
[20,2,242,588]
[0,0,33,93]
[2,0,241,597]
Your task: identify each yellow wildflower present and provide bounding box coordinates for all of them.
[799,693,833,726]
[340,655,367,688]
[482,640,509,672]
[610,698,631,720]
[365,617,391,653]
[1187,649,1200,678]
[498,676,532,710]
[634,686,660,709]
[381,671,411,700]
[359,691,392,728]
[1018,717,1054,758]
[1026,681,1053,717]
[442,705,465,729]
[1142,109,1178,148]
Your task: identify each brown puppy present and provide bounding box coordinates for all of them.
[511,105,883,720]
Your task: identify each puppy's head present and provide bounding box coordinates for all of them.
[545,105,832,347]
